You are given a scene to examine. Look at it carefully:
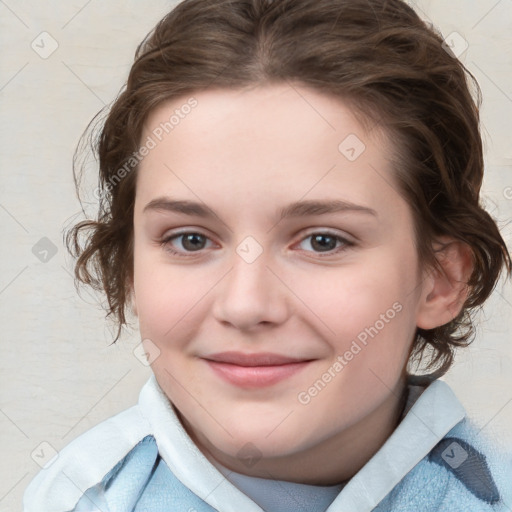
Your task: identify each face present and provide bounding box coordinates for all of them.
[131,83,429,482]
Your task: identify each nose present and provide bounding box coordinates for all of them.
[211,248,291,331]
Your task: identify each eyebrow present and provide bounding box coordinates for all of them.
[143,197,377,220]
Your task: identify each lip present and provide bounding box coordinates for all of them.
[202,351,314,388]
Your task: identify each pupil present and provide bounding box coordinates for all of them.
[183,234,205,251]
[312,234,336,252]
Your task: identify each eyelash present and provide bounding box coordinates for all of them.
[159,230,355,258]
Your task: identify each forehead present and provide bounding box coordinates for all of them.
[135,83,406,224]
[144,83,380,157]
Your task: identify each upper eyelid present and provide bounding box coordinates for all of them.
[162,229,216,244]
[161,227,352,239]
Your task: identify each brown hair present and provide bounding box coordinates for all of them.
[66,0,511,378]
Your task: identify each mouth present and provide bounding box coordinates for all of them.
[202,351,315,388]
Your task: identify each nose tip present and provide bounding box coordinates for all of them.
[211,254,290,331]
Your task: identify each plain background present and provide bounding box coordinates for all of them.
[1,1,511,510]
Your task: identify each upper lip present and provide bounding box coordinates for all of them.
[203,351,312,366]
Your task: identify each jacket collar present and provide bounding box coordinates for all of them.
[139,375,466,512]
[326,379,466,511]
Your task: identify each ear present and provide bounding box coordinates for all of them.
[416,238,474,330]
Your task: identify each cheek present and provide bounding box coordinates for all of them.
[133,250,216,348]
[294,253,417,379]
[342,264,417,379]
[291,252,414,332]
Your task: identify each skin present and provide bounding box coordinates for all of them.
[130,83,471,485]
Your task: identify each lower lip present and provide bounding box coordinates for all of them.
[204,360,312,388]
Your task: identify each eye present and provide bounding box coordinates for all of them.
[296,231,354,256]
[159,229,354,258]
[160,231,214,257]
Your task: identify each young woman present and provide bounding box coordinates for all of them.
[24,0,512,510]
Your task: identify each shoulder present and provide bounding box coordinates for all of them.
[23,403,152,512]
[381,412,512,511]
[373,379,512,511]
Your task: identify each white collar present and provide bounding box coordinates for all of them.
[139,375,266,511]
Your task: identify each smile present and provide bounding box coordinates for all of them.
[202,352,314,388]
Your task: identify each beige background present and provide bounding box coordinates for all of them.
[0,1,511,510]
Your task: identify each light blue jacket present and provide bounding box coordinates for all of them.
[23,375,512,511]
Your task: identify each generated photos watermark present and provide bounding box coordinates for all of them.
[297,301,403,405]
[93,97,198,200]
